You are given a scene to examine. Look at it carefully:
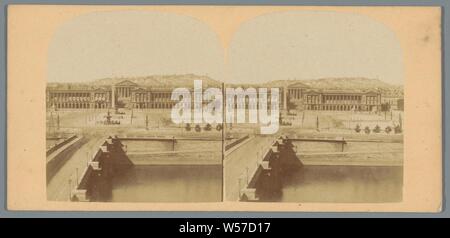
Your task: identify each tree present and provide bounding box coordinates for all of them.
[364,126,371,134]
[195,124,201,132]
[385,126,392,134]
[216,124,223,131]
[373,124,381,133]
[204,123,212,131]
[185,123,191,131]
[355,124,361,133]
[394,124,402,134]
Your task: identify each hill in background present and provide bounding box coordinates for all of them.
[90,74,222,88]
[264,77,403,97]
[48,74,403,97]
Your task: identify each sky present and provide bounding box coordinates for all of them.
[48,10,403,85]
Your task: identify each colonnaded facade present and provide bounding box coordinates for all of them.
[46,80,175,110]
[286,82,384,112]
[46,79,401,112]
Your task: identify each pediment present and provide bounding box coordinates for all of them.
[115,80,139,87]
[288,82,310,89]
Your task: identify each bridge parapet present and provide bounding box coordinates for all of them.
[46,135,85,183]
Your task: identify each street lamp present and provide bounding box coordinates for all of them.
[246,167,249,185]
[68,179,72,201]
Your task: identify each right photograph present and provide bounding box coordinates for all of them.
[223,11,404,203]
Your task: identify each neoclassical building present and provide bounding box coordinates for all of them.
[46,80,385,112]
[112,80,175,109]
[46,84,112,109]
[286,82,382,112]
[47,80,175,110]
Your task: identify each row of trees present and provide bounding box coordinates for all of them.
[354,124,402,134]
[185,123,223,132]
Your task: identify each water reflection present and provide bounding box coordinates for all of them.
[111,165,222,202]
[280,165,403,203]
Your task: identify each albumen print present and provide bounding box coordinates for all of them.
[7,5,441,211]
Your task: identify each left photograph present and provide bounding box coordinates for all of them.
[45,11,224,202]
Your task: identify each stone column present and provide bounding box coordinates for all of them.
[111,85,115,109]
[283,85,288,111]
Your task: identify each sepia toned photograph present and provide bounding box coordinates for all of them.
[44,11,230,203]
[225,80,403,203]
[7,5,441,211]
[46,77,224,202]
[222,10,404,202]
[44,9,404,203]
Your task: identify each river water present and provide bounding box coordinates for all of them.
[279,165,403,203]
[110,165,402,203]
[110,165,401,203]
[111,165,222,202]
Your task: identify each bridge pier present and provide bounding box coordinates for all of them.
[71,136,132,202]
[240,135,302,202]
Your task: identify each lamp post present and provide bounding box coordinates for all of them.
[75,168,79,186]
[130,109,133,125]
[68,179,72,201]
[57,113,60,131]
[246,167,249,185]
[238,177,242,198]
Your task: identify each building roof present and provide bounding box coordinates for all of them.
[132,87,149,92]
[303,88,381,95]
[92,87,111,92]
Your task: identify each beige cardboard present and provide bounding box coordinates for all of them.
[7,5,442,212]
